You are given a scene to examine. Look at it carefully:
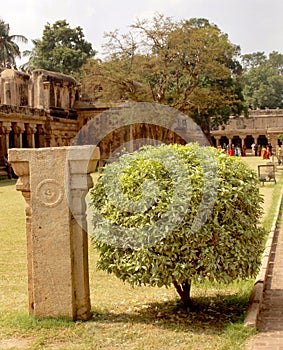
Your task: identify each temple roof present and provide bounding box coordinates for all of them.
[32,69,78,85]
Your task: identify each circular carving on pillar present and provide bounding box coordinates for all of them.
[35,179,63,208]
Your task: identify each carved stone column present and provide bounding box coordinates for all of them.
[9,145,100,320]
[66,146,100,320]
[2,122,12,153]
[26,123,37,148]
[252,134,259,144]
[214,136,221,147]
[12,122,25,148]
[35,124,45,148]
[11,159,33,313]
[42,81,51,109]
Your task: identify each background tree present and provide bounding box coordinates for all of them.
[23,19,95,75]
[78,58,106,102]
[90,144,265,307]
[80,15,246,143]
[241,51,283,109]
[0,19,28,67]
[241,52,266,70]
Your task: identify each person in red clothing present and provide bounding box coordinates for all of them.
[227,145,234,156]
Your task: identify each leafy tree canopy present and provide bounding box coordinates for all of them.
[24,19,96,75]
[80,14,246,144]
[0,19,28,67]
[90,143,266,307]
[241,51,283,109]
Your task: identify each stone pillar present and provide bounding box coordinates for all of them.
[214,136,221,147]
[26,124,37,148]
[62,83,69,109]
[67,146,100,320]
[11,159,33,313]
[2,122,11,154]
[36,124,46,148]
[9,145,100,320]
[0,126,4,160]
[267,133,278,151]
[43,81,51,109]
[13,123,25,148]
[252,134,259,144]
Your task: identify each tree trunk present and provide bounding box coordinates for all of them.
[205,132,214,146]
[173,280,191,307]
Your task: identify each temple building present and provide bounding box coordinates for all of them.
[211,109,283,149]
[0,67,283,166]
[0,68,105,165]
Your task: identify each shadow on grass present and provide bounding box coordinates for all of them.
[0,293,250,343]
[91,293,249,334]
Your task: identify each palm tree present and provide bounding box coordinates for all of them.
[0,19,28,67]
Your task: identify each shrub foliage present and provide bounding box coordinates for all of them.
[90,144,266,306]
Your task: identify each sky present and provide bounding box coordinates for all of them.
[1,0,283,66]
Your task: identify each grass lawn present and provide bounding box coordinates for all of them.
[0,155,282,350]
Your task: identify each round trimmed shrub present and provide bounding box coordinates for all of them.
[89,143,266,306]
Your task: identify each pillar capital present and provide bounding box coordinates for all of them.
[12,122,25,134]
[26,123,37,134]
[2,121,12,133]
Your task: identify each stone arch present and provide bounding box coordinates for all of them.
[232,135,242,147]
[219,136,229,148]
[244,135,255,149]
[73,102,209,166]
[258,135,268,146]
[96,123,188,166]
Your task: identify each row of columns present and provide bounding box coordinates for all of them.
[213,134,279,149]
[0,122,43,160]
[0,121,75,163]
[0,122,41,151]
